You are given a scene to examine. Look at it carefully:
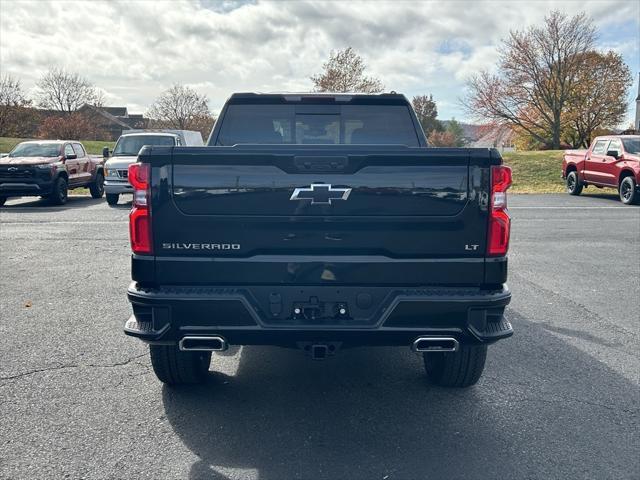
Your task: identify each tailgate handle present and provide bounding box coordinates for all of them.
[294,156,348,172]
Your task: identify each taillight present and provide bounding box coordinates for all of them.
[128,163,152,254]
[487,165,512,256]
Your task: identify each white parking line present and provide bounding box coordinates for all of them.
[510,206,632,209]
[0,221,128,224]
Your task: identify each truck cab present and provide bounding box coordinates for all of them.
[563,135,640,204]
[104,130,203,205]
[124,93,513,388]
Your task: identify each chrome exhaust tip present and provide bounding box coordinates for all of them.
[179,336,228,352]
[412,336,459,353]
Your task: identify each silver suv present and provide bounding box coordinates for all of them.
[104,130,203,205]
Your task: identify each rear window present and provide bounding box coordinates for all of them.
[216,104,419,146]
[113,135,176,156]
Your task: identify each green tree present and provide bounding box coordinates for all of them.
[446,118,465,147]
[412,94,443,135]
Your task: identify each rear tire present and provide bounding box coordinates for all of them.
[50,177,68,205]
[619,176,639,205]
[423,344,487,388]
[149,344,211,385]
[106,193,119,206]
[566,171,583,196]
[89,172,104,198]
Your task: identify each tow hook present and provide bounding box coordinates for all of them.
[297,341,342,360]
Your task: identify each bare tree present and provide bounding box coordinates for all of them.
[412,94,442,135]
[465,11,597,149]
[37,68,104,113]
[564,51,632,147]
[147,84,214,137]
[0,74,32,136]
[311,47,384,93]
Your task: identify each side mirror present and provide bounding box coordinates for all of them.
[103,146,110,158]
[66,153,77,160]
[606,150,619,159]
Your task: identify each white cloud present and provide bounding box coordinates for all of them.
[1,0,638,123]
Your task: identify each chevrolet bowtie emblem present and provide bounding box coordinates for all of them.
[290,183,352,205]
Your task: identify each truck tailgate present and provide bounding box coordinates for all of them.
[145,146,494,286]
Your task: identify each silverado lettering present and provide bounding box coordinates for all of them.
[162,243,241,250]
[124,92,513,388]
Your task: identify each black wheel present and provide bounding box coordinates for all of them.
[566,171,583,196]
[149,344,211,385]
[423,344,487,388]
[50,177,68,205]
[89,172,104,198]
[0,196,6,206]
[106,193,119,206]
[619,176,639,205]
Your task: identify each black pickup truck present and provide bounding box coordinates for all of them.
[124,93,513,388]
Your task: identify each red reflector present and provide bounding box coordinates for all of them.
[487,165,512,257]
[488,209,510,256]
[130,206,152,254]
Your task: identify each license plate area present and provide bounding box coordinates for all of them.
[249,286,392,327]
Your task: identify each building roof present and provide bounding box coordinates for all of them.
[80,104,132,129]
[102,107,128,117]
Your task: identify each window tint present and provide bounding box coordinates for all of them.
[73,143,86,157]
[592,140,609,155]
[622,138,640,154]
[64,144,75,157]
[216,104,419,146]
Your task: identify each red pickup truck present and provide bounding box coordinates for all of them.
[562,135,640,205]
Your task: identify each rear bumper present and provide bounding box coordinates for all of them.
[104,179,133,194]
[124,282,513,347]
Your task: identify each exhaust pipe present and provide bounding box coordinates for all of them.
[412,336,459,353]
[179,336,228,352]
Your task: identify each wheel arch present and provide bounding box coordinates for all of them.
[618,169,635,185]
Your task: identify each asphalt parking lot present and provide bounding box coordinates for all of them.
[0,193,638,479]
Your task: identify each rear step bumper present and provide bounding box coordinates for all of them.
[124,282,512,347]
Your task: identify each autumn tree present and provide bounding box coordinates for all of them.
[428,130,457,147]
[0,74,33,137]
[37,68,104,113]
[429,119,466,147]
[37,112,106,140]
[412,94,443,134]
[311,47,384,93]
[465,11,597,149]
[564,51,631,147]
[147,84,215,138]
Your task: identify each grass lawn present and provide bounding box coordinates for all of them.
[502,150,565,193]
[502,149,617,195]
[0,137,115,155]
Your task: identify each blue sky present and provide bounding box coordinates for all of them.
[1,0,638,126]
